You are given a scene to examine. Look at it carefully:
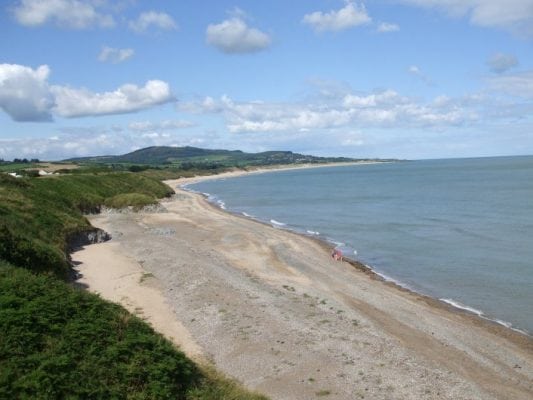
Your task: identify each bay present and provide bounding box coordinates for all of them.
[189,156,533,334]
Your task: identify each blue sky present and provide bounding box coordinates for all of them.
[1,0,532,160]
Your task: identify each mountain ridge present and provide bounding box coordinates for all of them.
[64,146,370,167]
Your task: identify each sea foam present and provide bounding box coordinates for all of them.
[270,219,286,227]
[440,298,484,317]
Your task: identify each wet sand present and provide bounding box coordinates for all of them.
[71,169,533,400]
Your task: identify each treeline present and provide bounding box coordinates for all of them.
[0,172,266,399]
[0,158,40,163]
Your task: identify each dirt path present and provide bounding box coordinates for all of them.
[71,179,533,400]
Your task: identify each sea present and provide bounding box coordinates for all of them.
[187,156,533,335]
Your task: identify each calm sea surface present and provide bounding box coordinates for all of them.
[189,156,533,334]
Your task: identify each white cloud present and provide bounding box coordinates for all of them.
[0,131,120,160]
[408,65,433,84]
[0,64,55,121]
[52,80,174,118]
[377,22,400,33]
[98,46,135,64]
[0,128,222,160]
[302,1,371,32]
[206,17,271,54]
[129,11,177,33]
[343,90,404,107]
[488,70,533,98]
[12,0,114,29]
[408,65,421,75]
[396,0,533,36]
[128,120,195,132]
[181,88,475,135]
[487,53,518,73]
[0,63,174,121]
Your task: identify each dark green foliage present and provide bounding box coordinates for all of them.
[128,164,150,172]
[0,171,267,400]
[0,226,69,278]
[0,173,30,187]
[179,161,223,171]
[62,145,395,183]
[0,172,173,277]
[104,193,157,210]
[23,170,41,178]
[0,263,200,399]
[0,162,43,172]
[66,145,359,167]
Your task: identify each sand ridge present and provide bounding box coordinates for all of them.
[71,170,533,400]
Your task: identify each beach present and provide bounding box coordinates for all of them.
[71,169,533,400]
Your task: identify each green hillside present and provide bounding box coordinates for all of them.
[66,146,360,167]
[0,172,266,399]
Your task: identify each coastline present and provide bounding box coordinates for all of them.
[181,163,532,339]
[71,164,533,400]
[176,160,385,187]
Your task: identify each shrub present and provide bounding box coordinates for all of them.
[0,264,201,399]
[104,193,157,210]
[0,226,69,279]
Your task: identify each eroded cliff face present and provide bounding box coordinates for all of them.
[67,228,111,252]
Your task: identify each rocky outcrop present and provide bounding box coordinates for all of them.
[67,228,111,252]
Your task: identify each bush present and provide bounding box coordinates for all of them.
[128,164,150,172]
[0,172,174,277]
[0,226,69,279]
[104,193,157,210]
[0,173,269,399]
[0,264,201,399]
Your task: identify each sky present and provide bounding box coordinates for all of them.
[1,0,533,160]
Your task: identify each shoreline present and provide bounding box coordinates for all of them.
[177,164,532,340]
[176,160,389,186]
[72,164,532,399]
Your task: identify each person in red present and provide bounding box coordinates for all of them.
[331,248,343,261]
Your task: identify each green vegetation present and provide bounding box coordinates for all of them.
[67,145,362,169]
[54,145,396,182]
[0,171,267,399]
[104,193,157,210]
[0,145,387,398]
[0,162,43,172]
[0,172,172,278]
[0,263,199,399]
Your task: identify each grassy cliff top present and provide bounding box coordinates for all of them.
[0,171,267,399]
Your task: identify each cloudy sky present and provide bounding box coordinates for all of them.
[1,0,533,160]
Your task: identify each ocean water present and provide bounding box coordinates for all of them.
[188,156,533,334]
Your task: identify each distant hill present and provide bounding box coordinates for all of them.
[65,146,369,167]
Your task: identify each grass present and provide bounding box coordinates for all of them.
[104,193,157,210]
[0,263,199,399]
[0,263,267,400]
[0,162,43,172]
[0,172,173,278]
[0,171,268,399]
[139,167,230,181]
[139,272,155,283]
[187,366,268,400]
[67,145,358,167]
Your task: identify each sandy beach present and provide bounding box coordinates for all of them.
[71,168,533,400]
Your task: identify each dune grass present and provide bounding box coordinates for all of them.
[104,193,158,210]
